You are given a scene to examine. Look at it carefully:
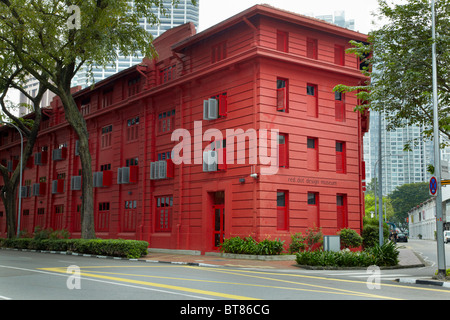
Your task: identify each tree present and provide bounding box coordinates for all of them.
[334,0,450,150]
[0,0,195,239]
[389,182,430,227]
[0,68,48,238]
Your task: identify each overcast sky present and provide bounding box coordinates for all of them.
[198,0,401,34]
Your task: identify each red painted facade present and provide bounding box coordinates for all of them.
[0,5,369,253]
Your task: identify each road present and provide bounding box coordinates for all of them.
[1,241,450,306]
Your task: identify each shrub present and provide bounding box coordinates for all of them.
[289,227,323,253]
[295,242,399,267]
[339,228,363,249]
[220,236,285,255]
[0,238,149,259]
[362,217,389,248]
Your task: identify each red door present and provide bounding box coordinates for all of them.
[213,204,225,249]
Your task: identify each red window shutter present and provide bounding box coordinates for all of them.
[102,170,113,187]
[277,207,287,230]
[307,39,317,59]
[306,92,317,117]
[218,147,227,171]
[129,166,139,183]
[334,45,344,65]
[166,159,174,178]
[335,101,344,121]
[278,142,286,167]
[307,146,318,171]
[57,179,64,193]
[219,94,227,117]
[277,87,286,111]
[277,31,288,52]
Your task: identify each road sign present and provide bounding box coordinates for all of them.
[430,176,438,196]
[442,179,450,186]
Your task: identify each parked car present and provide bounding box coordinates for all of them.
[397,233,408,242]
[444,231,450,243]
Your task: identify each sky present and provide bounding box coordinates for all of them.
[198,0,394,35]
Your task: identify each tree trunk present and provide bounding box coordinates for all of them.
[0,183,17,239]
[58,90,96,239]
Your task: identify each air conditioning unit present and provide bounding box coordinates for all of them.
[117,166,138,184]
[19,186,29,199]
[93,171,112,188]
[150,160,174,180]
[203,150,218,172]
[203,98,218,120]
[70,176,82,191]
[32,182,46,197]
[52,147,67,161]
[75,140,80,156]
[34,151,48,166]
[51,179,64,194]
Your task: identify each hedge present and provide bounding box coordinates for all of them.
[0,238,149,259]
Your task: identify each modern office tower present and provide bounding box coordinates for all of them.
[315,11,355,30]
[364,110,433,195]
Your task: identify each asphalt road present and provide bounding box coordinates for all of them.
[1,247,450,305]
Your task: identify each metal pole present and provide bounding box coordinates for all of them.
[378,111,384,246]
[431,0,446,278]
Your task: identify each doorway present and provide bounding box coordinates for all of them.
[212,191,225,249]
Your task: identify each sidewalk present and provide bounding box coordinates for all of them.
[139,247,425,270]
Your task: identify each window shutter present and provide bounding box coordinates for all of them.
[219,94,227,117]
[276,87,286,111]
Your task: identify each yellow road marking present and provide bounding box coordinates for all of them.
[39,267,258,300]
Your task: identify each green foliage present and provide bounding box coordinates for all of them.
[389,182,430,226]
[220,236,285,255]
[0,237,149,259]
[338,228,363,249]
[289,227,323,253]
[295,242,399,267]
[362,216,389,249]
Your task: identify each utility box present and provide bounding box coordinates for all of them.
[324,235,340,252]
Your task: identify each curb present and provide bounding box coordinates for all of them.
[1,248,222,268]
[395,277,450,288]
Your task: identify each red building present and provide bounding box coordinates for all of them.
[0,5,369,253]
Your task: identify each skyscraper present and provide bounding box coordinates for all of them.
[364,110,433,195]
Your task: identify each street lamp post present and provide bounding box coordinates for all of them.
[0,121,23,238]
[373,153,403,246]
[431,0,446,278]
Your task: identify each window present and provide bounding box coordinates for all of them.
[101,125,112,149]
[96,202,110,232]
[158,110,175,134]
[126,116,140,142]
[123,200,137,232]
[306,38,318,59]
[335,91,345,121]
[80,98,91,116]
[100,164,111,171]
[160,65,176,84]
[308,192,318,205]
[306,84,318,117]
[211,41,227,63]
[334,45,345,66]
[102,89,113,108]
[336,141,346,173]
[277,30,288,52]
[307,137,318,171]
[277,191,288,230]
[125,157,138,167]
[336,194,348,229]
[276,78,288,112]
[278,133,288,168]
[52,205,64,230]
[128,76,141,96]
[156,195,173,232]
